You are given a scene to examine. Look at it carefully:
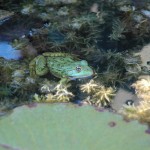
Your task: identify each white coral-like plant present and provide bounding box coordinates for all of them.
[80,79,116,106]
[80,79,99,94]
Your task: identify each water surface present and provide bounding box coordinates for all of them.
[0,42,22,60]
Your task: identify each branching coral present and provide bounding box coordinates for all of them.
[80,79,116,107]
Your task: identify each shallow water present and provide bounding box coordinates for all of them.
[0,1,150,150]
[0,0,150,123]
[0,42,22,60]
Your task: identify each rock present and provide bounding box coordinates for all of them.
[111,88,139,112]
[136,44,150,71]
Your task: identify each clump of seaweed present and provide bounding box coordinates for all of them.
[0,85,12,99]
[29,12,101,53]
[34,80,74,103]
[132,76,150,99]
[53,83,74,102]
[82,47,142,86]
[39,79,57,94]
[11,38,37,58]
[21,4,36,15]
[121,75,150,124]
[109,18,126,41]
[80,79,116,107]
[0,58,20,84]
[0,57,38,107]
[10,70,38,101]
[11,38,29,50]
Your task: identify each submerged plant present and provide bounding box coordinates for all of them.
[80,79,99,94]
[80,79,116,107]
[121,76,150,124]
[54,83,74,102]
[0,58,21,83]
[21,4,36,15]
[34,80,74,103]
[109,18,126,41]
[0,85,12,99]
[93,86,115,106]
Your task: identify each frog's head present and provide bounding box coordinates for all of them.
[65,60,94,80]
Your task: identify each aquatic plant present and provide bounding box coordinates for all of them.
[80,79,99,94]
[10,70,38,102]
[109,18,126,41]
[33,93,46,102]
[1,0,150,113]
[93,86,116,106]
[80,79,116,106]
[98,67,126,86]
[121,75,150,124]
[35,0,78,5]
[121,101,150,124]
[54,83,74,102]
[34,79,73,103]
[11,37,38,58]
[57,6,69,16]
[0,85,12,99]
[21,4,36,15]
[11,38,29,50]
[39,79,57,93]
[132,76,150,101]
[33,11,101,52]
[0,58,21,83]
[0,103,149,150]
[82,46,143,86]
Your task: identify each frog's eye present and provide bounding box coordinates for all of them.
[76,66,82,72]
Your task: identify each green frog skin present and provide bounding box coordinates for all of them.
[29,52,93,81]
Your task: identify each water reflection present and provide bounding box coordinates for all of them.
[0,42,22,60]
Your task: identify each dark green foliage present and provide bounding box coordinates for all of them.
[0,85,12,98]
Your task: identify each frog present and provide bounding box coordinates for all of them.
[29,52,94,83]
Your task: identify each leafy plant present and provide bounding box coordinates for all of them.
[0,103,149,150]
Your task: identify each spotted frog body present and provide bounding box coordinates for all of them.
[29,52,93,80]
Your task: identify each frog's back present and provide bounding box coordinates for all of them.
[43,52,76,65]
[43,52,78,78]
[29,52,93,79]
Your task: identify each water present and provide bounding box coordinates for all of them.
[0,42,22,60]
